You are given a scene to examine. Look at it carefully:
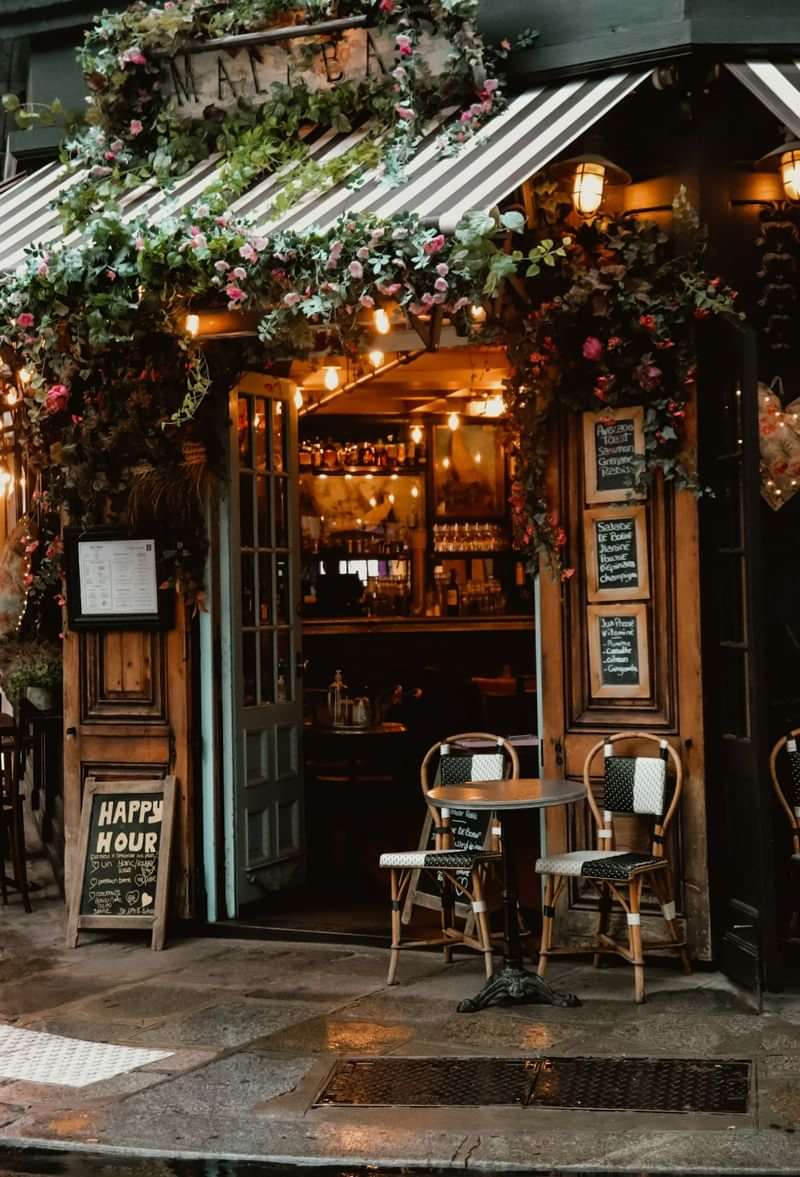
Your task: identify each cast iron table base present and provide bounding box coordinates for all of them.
[457,809,580,1012]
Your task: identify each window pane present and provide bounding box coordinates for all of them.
[254,397,268,470]
[237,397,252,467]
[272,400,285,472]
[259,629,275,704]
[276,554,290,623]
[274,476,288,547]
[276,628,292,702]
[256,475,270,548]
[240,475,254,547]
[241,554,256,627]
[242,633,257,707]
[258,553,271,626]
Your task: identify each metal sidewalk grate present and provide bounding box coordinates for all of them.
[315,1056,751,1114]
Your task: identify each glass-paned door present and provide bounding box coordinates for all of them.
[223,374,305,908]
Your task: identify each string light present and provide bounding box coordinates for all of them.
[5,387,18,407]
[373,308,391,335]
[368,349,384,368]
[323,366,340,391]
[184,313,200,337]
[447,411,460,431]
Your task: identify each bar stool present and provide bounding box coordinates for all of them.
[0,713,31,912]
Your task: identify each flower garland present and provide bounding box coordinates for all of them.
[42,0,509,227]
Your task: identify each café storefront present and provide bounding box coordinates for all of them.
[2,0,800,995]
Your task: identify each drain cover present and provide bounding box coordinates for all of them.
[315,1056,750,1114]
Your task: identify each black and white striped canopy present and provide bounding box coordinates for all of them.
[727,61,800,139]
[0,69,649,270]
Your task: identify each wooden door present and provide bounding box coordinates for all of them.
[538,395,711,958]
[221,374,305,910]
[62,605,194,916]
[698,319,780,996]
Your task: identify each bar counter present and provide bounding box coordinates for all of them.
[303,614,534,635]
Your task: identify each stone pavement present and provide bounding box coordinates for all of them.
[3,878,800,1173]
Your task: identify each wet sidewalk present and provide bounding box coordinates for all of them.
[3,885,800,1174]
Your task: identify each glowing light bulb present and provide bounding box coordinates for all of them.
[293,386,304,410]
[443,456,451,470]
[411,425,423,445]
[782,149,800,202]
[388,493,395,504]
[18,367,31,386]
[5,387,18,407]
[572,161,606,216]
[185,313,200,337]
[323,366,340,391]
[374,308,390,335]
[475,451,482,464]
[369,496,377,508]
[470,304,487,324]
[448,411,460,431]
[411,485,419,498]
[368,349,384,368]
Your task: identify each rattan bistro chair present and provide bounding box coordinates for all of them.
[379,732,519,985]
[0,715,30,913]
[535,732,690,1003]
[769,729,800,939]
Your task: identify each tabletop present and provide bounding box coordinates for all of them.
[426,777,586,811]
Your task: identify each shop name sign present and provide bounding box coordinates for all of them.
[164,25,452,118]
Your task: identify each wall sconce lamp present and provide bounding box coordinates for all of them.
[758,139,800,202]
[549,153,631,218]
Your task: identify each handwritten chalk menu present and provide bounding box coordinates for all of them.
[403,796,493,921]
[583,408,646,503]
[78,539,158,616]
[585,506,650,602]
[588,604,650,699]
[67,777,176,951]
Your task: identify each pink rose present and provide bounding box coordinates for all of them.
[359,294,375,308]
[396,34,413,56]
[232,266,246,280]
[395,105,415,121]
[36,259,49,277]
[434,277,448,292]
[582,336,604,362]
[379,0,395,10]
[129,119,144,136]
[134,236,145,251]
[214,260,230,272]
[16,313,34,328]
[239,243,257,262]
[225,285,246,303]
[423,234,446,255]
[348,260,364,280]
[44,383,69,414]
[283,292,302,307]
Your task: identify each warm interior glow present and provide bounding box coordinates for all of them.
[185,313,200,337]
[5,387,18,407]
[323,366,341,391]
[442,456,451,469]
[410,424,423,445]
[782,149,800,202]
[368,349,384,368]
[0,463,12,489]
[373,308,391,335]
[293,386,304,410]
[411,485,419,498]
[475,451,482,464]
[572,161,606,217]
[447,411,460,431]
[470,304,487,324]
[18,367,31,386]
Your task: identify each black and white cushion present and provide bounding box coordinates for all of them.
[603,743,668,816]
[787,738,800,818]
[379,849,499,869]
[535,849,665,881]
[439,747,504,786]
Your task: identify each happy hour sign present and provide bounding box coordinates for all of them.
[68,778,176,951]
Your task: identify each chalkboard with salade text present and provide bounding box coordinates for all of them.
[583,409,646,503]
[588,604,650,699]
[585,506,649,602]
[67,777,176,951]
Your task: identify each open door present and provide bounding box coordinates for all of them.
[221,373,305,913]
[698,318,780,998]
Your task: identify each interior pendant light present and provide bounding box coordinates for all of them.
[549,153,631,219]
[758,138,800,202]
[447,410,460,431]
[323,366,341,391]
[373,308,391,335]
[368,349,384,368]
[293,386,304,410]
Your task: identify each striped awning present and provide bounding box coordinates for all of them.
[726,62,800,140]
[0,69,649,270]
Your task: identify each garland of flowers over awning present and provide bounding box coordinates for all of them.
[0,183,739,634]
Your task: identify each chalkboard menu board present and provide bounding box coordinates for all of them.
[67,777,176,951]
[402,801,494,922]
[588,604,650,699]
[585,506,649,602]
[583,408,646,503]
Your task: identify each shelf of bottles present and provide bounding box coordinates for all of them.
[299,428,426,473]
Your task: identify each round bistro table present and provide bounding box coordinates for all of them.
[426,777,586,1012]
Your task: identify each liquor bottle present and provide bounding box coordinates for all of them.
[405,433,416,466]
[327,669,347,726]
[322,440,337,469]
[396,439,406,466]
[361,440,375,466]
[386,435,397,467]
[299,442,312,468]
[375,438,387,468]
[446,570,461,617]
[311,442,322,469]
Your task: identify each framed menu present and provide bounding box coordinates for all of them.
[65,527,174,631]
[587,603,650,699]
[583,407,646,503]
[584,506,649,602]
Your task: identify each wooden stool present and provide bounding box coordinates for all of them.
[0,715,31,912]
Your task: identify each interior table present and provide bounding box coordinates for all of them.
[426,777,585,1012]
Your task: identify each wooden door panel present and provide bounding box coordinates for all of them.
[82,631,166,719]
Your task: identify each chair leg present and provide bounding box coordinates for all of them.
[471,867,494,980]
[593,883,612,968]
[628,876,645,1004]
[441,874,454,964]
[653,867,691,975]
[537,874,555,977]
[12,802,31,914]
[387,868,402,985]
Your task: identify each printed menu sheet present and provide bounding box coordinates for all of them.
[77,539,158,616]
